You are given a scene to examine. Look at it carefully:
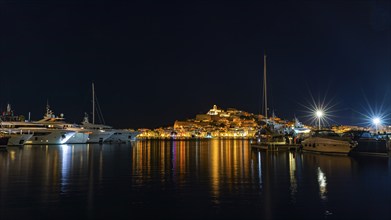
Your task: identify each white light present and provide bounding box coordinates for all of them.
[373,117,381,125]
[316,110,323,118]
[315,110,324,130]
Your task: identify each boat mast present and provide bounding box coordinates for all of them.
[92,82,95,124]
[263,54,268,120]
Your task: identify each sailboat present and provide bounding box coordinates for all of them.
[81,83,138,143]
[251,54,298,151]
[80,83,114,143]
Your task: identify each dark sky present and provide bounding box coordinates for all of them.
[1,0,390,128]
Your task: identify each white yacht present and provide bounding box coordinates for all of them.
[35,105,89,144]
[0,129,33,146]
[80,113,114,143]
[1,121,75,145]
[80,82,139,144]
[301,129,356,155]
[81,82,139,144]
[0,104,35,145]
[105,129,140,143]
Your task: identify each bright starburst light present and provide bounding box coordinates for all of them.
[372,117,381,125]
[315,110,324,129]
[316,110,323,118]
[352,92,390,131]
[357,112,389,131]
[299,91,339,129]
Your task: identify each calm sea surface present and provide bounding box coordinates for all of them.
[0,139,390,220]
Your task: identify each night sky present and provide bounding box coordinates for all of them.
[1,0,390,129]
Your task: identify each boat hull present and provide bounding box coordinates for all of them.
[24,130,76,145]
[349,139,390,157]
[7,133,34,146]
[87,131,114,143]
[104,130,140,143]
[65,132,89,144]
[301,137,354,155]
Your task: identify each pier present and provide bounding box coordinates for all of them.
[251,143,301,151]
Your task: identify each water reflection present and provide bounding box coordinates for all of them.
[289,152,298,202]
[60,145,70,193]
[133,139,255,206]
[0,141,390,220]
[317,167,327,200]
[257,151,262,189]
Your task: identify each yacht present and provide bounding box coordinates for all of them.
[80,113,114,143]
[343,130,390,157]
[0,104,35,145]
[0,129,33,146]
[251,54,298,151]
[81,82,139,144]
[80,112,139,144]
[35,105,89,144]
[80,82,138,144]
[301,129,356,155]
[105,129,140,143]
[1,121,75,145]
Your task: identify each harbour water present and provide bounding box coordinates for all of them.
[0,140,390,219]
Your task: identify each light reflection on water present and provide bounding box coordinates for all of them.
[60,145,70,194]
[317,167,327,200]
[289,152,298,202]
[0,140,390,220]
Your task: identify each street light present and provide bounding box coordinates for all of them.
[316,110,323,130]
[372,117,381,133]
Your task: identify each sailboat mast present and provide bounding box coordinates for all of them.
[263,54,268,119]
[92,82,95,124]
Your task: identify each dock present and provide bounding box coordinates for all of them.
[251,143,301,151]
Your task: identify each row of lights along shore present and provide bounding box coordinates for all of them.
[314,109,382,133]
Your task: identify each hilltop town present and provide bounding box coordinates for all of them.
[137,105,261,139]
[136,105,297,139]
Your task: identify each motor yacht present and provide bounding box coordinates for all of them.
[105,129,140,143]
[0,104,38,145]
[35,105,89,144]
[301,129,356,155]
[0,129,33,146]
[80,113,114,143]
[343,130,390,157]
[1,120,75,145]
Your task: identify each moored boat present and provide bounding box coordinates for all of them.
[301,129,356,155]
[0,129,33,146]
[81,113,114,143]
[2,121,76,145]
[0,104,34,145]
[35,104,89,144]
[344,130,390,157]
[105,129,140,143]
